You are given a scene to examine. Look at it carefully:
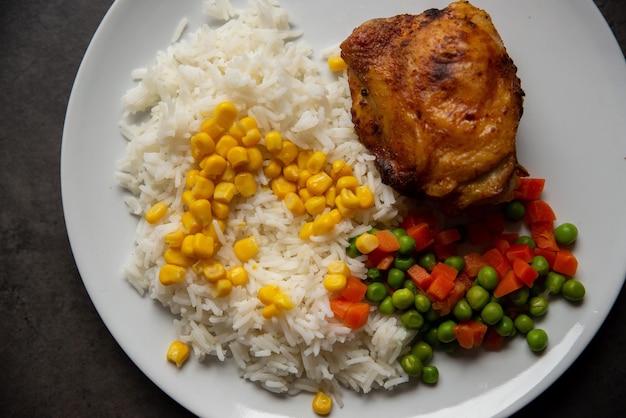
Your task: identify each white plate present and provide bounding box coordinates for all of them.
[61,0,626,417]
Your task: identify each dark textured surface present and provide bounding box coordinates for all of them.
[1,1,625,417]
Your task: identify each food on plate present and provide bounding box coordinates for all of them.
[340,0,526,212]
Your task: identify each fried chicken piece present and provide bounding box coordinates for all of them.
[340,0,526,212]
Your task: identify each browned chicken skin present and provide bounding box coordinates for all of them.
[340,0,526,212]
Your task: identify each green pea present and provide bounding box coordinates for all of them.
[444,255,465,272]
[417,252,437,271]
[495,315,515,337]
[403,279,418,294]
[503,200,525,221]
[394,254,416,271]
[477,265,499,290]
[387,268,405,288]
[421,365,439,384]
[414,294,431,313]
[346,236,361,258]
[425,308,440,323]
[439,340,458,353]
[401,310,424,330]
[530,256,550,276]
[562,279,585,302]
[423,327,440,347]
[554,222,578,246]
[515,235,536,249]
[437,319,457,343]
[366,267,382,281]
[366,282,387,303]
[480,302,504,325]
[400,354,423,376]
[391,227,407,239]
[398,234,416,255]
[528,296,549,317]
[509,287,530,306]
[466,286,490,311]
[452,299,473,322]
[392,288,415,310]
[368,227,380,234]
[514,313,534,334]
[526,328,548,352]
[545,271,566,294]
[411,341,433,363]
[379,296,397,315]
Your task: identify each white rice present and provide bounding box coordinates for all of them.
[116,0,413,403]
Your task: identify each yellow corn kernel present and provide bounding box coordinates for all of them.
[329,159,353,180]
[306,151,327,174]
[336,175,359,192]
[227,266,248,286]
[219,163,236,183]
[164,247,190,267]
[215,135,240,158]
[284,192,306,216]
[323,273,348,293]
[182,211,201,234]
[334,195,357,218]
[312,391,333,416]
[258,285,281,305]
[211,200,230,220]
[180,234,196,259]
[234,172,257,198]
[226,146,249,169]
[264,131,283,152]
[306,172,333,196]
[213,181,237,203]
[227,120,246,140]
[270,176,297,199]
[328,55,348,72]
[283,164,300,182]
[191,175,215,200]
[304,196,327,216]
[274,293,295,310]
[159,264,186,285]
[182,190,195,208]
[263,159,282,179]
[275,141,299,166]
[185,169,201,189]
[214,101,238,129]
[297,169,313,190]
[239,116,257,131]
[339,188,360,209]
[312,212,338,235]
[328,208,343,224]
[356,185,375,209]
[246,146,263,171]
[201,117,225,139]
[203,263,227,283]
[192,233,214,259]
[200,154,227,178]
[233,236,259,262]
[212,278,233,298]
[166,341,190,368]
[164,230,185,248]
[328,260,351,277]
[324,185,336,208]
[296,150,313,170]
[261,303,281,319]
[191,132,216,161]
[145,202,168,224]
[189,199,212,226]
[298,187,313,203]
[299,222,315,240]
[241,127,262,147]
[356,233,379,254]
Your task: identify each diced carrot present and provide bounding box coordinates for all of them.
[433,243,457,260]
[462,253,488,278]
[343,302,370,329]
[374,229,401,252]
[493,238,511,254]
[466,221,492,245]
[427,275,457,301]
[366,247,391,268]
[483,327,506,350]
[525,200,557,224]
[431,262,459,280]
[376,254,395,270]
[530,221,559,251]
[452,320,488,349]
[482,248,511,279]
[434,227,462,246]
[498,232,520,244]
[505,243,534,263]
[431,280,466,316]
[406,223,435,252]
[339,276,368,303]
[493,270,524,298]
[514,178,545,201]
[534,247,557,268]
[552,249,578,277]
[485,210,505,235]
[329,297,352,320]
[456,272,475,291]
[400,211,437,230]
[408,264,433,291]
[512,258,539,287]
